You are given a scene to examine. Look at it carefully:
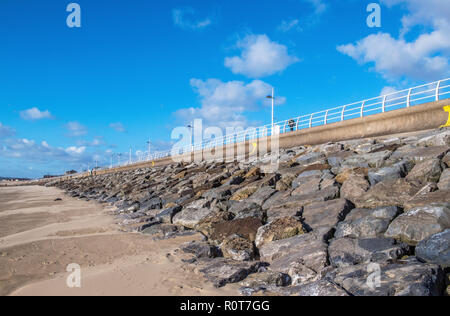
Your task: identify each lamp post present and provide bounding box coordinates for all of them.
[266,88,275,132]
[118,153,122,166]
[129,147,132,165]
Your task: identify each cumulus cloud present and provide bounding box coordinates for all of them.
[175,78,285,128]
[20,107,53,121]
[172,7,213,30]
[65,146,86,155]
[109,122,126,133]
[66,122,87,137]
[380,86,398,96]
[0,123,14,138]
[225,34,299,78]
[337,0,450,81]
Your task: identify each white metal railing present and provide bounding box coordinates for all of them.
[92,78,450,172]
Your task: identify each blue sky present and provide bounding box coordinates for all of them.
[0,0,449,178]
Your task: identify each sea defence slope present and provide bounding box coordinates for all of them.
[46,126,450,296]
[71,98,450,177]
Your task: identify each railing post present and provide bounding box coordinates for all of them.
[436,80,441,101]
[309,114,313,128]
[407,88,412,107]
[341,105,346,121]
[360,101,365,118]
[283,121,287,133]
[296,118,300,130]
[382,95,387,113]
[324,110,329,125]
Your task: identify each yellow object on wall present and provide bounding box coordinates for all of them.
[442,106,450,127]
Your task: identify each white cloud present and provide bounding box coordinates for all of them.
[109,122,126,133]
[66,122,87,137]
[304,0,327,14]
[20,107,53,120]
[278,19,302,33]
[172,7,213,30]
[337,0,450,81]
[225,34,299,78]
[0,123,14,138]
[66,146,86,155]
[175,78,285,128]
[380,86,398,96]
[77,137,105,147]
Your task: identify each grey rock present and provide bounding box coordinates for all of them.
[155,205,182,224]
[301,199,354,234]
[335,206,400,238]
[295,152,326,166]
[417,130,450,147]
[438,169,450,190]
[220,234,256,261]
[181,241,221,258]
[279,280,349,296]
[329,237,410,268]
[229,201,265,221]
[385,203,450,245]
[390,146,449,163]
[246,187,277,206]
[198,258,262,288]
[416,229,450,268]
[172,207,214,229]
[368,160,413,186]
[328,259,445,296]
[340,174,370,203]
[406,159,442,183]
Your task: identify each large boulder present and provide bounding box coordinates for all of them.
[209,217,263,242]
[340,174,370,203]
[417,130,450,147]
[438,169,450,190]
[406,159,442,183]
[195,211,234,237]
[328,258,445,296]
[384,203,450,245]
[255,217,304,248]
[368,160,413,186]
[246,186,277,205]
[301,199,354,234]
[198,258,262,288]
[230,185,259,201]
[334,206,400,239]
[260,233,328,277]
[172,207,215,229]
[354,179,423,209]
[279,280,349,296]
[389,146,449,163]
[229,201,264,221]
[416,229,450,268]
[180,241,221,259]
[220,234,256,261]
[328,237,410,268]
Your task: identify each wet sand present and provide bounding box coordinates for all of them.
[0,186,238,296]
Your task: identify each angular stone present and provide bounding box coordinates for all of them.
[141,224,186,239]
[180,241,221,259]
[343,151,392,169]
[368,160,413,186]
[417,130,450,147]
[443,153,450,168]
[406,159,442,183]
[228,201,265,221]
[403,189,450,210]
[172,207,214,229]
[301,199,354,233]
[335,167,368,184]
[390,146,449,163]
[355,179,423,209]
[198,258,262,288]
[291,177,321,195]
[260,233,328,276]
[280,280,349,296]
[438,169,450,190]
[295,152,326,166]
[202,187,232,200]
[240,271,291,288]
[340,174,370,203]
[195,211,234,237]
[255,217,304,248]
[329,237,410,268]
[416,229,450,268]
[335,206,400,239]
[329,259,444,296]
[209,217,263,242]
[230,185,259,201]
[155,205,182,224]
[246,187,277,206]
[220,234,256,261]
[384,203,450,245]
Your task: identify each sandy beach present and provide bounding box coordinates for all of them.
[0,185,239,296]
